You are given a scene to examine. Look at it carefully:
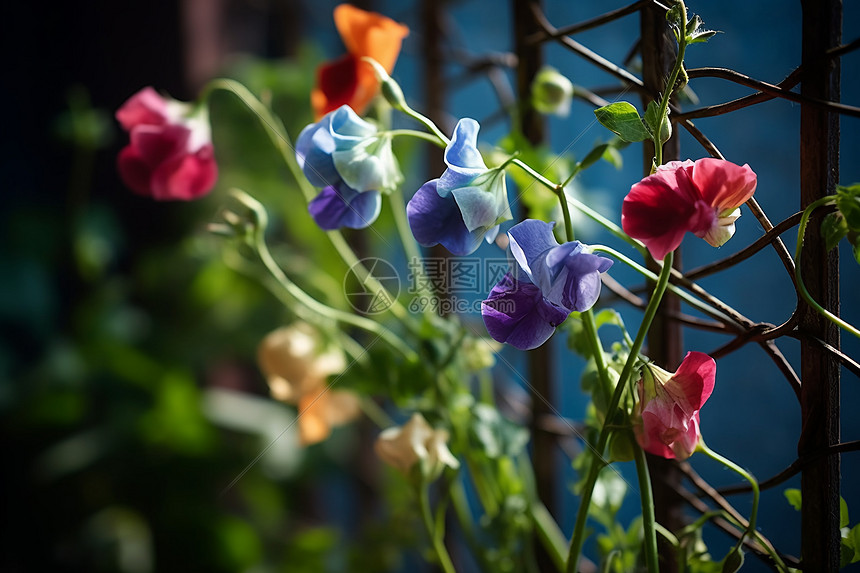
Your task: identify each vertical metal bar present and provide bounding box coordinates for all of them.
[799,0,842,569]
[640,5,684,572]
[513,2,555,568]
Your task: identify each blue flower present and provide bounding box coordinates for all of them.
[407,118,511,256]
[481,219,613,350]
[308,183,381,231]
[296,105,401,230]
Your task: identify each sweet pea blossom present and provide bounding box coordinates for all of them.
[407,119,512,256]
[374,413,459,479]
[312,4,409,119]
[622,158,757,261]
[115,87,217,200]
[481,220,613,350]
[296,105,401,230]
[634,351,716,460]
[258,324,360,445]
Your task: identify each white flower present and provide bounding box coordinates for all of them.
[374,413,459,478]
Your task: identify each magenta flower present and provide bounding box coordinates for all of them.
[116,87,218,201]
[634,351,716,460]
[622,158,757,260]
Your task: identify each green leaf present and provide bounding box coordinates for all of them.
[685,14,703,35]
[688,29,718,44]
[836,183,860,230]
[644,100,672,144]
[784,488,802,511]
[842,496,850,529]
[821,212,848,251]
[594,102,650,143]
[469,404,529,459]
[566,314,591,358]
[602,145,623,169]
[848,524,860,563]
[578,143,610,172]
[721,547,744,573]
[594,308,625,331]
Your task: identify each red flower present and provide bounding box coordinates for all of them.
[311,4,409,119]
[622,158,757,260]
[116,87,218,201]
[634,351,716,460]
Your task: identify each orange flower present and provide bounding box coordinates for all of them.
[311,4,409,119]
[257,324,360,445]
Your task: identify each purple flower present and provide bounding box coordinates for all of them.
[296,105,400,230]
[481,219,613,350]
[308,183,381,230]
[407,118,511,256]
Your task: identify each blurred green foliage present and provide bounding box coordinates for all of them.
[0,49,421,572]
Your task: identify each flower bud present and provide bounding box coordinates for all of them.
[531,66,574,117]
[362,57,408,112]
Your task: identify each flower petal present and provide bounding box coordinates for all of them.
[312,54,361,119]
[151,144,218,201]
[559,248,612,311]
[439,118,488,192]
[663,351,716,412]
[333,4,409,71]
[481,272,569,350]
[407,180,485,256]
[692,157,757,212]
[117,145,154,196]
[329,105,378,146]
[129,124,189,167]
[308,184,381,230]
[622,164,701,261]
[508,219,560,283]
[296,115,340,188]
[115,87,170,129]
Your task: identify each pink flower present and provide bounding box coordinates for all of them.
[116,87,218,201]
[634,351,716,460]
[622,158,757,260]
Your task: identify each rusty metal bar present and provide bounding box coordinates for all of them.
[798,0,842,569]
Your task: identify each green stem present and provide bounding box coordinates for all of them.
[531,502,568,572]
[389,186,435,305]
[512,157,648,254]
[566,251,674,573]
[591,246,740,328]
[231,189,418,361]
[202,80,417,330]
[697,443,759,552]
[512,158,558,192]
[653,1,688,167]
[203,79,315,201]
[567,195,646,254]
[632,433,660,573]
[419,480,457,573]
[400,105,450,146]
[359,397,393,429]
[795,196,860,338]
[387,128,447,147]
[581,310,611,409]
